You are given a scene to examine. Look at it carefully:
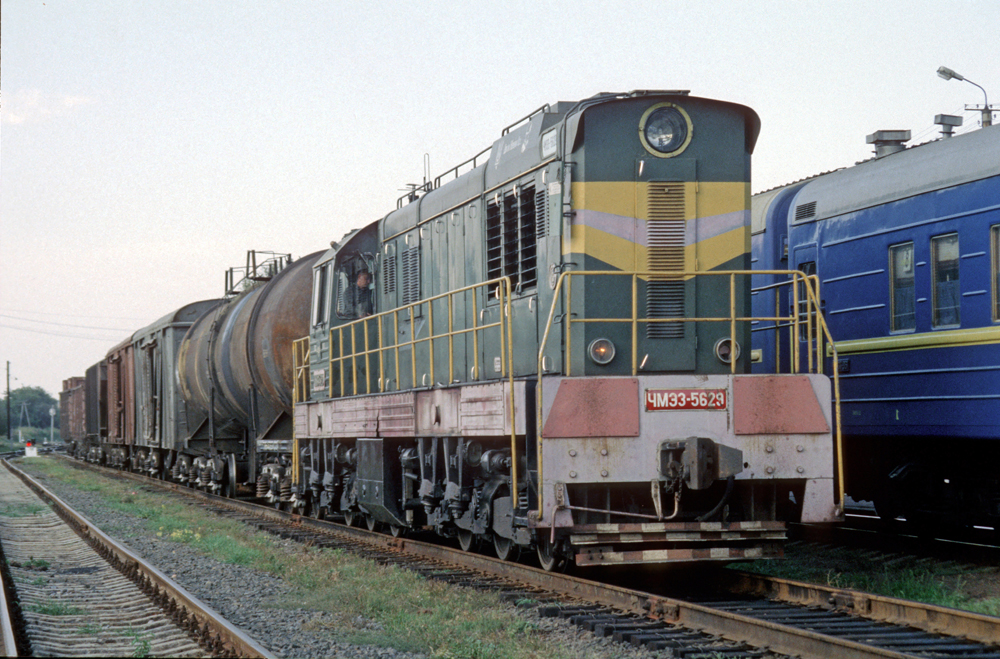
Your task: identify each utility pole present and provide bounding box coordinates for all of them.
[6,362,10,443]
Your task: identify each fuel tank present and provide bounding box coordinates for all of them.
[177,251,323,431]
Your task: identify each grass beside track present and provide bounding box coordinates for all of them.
[736,545,1000,617]
[15,457,599,659]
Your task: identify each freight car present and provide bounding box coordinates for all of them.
[63,90,842,570]
[752,123,1000,533]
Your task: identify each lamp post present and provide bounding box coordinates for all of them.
[937,66,993,127]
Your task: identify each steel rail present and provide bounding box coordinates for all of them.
[2,460,276,659]
[60,458,1000,659]
[0,555,15,659]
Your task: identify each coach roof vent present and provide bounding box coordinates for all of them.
[866,130,911,158]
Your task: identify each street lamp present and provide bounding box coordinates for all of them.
[937,66,993,127]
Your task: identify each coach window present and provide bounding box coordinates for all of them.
[992,226,1000,322]
[889,242,915,332]
[931,233,960,328]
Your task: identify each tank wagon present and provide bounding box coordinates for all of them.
[293,90,841,568]
[752,123,1000,532]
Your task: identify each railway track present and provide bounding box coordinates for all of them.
[30,456,1000,659]
[0,460,275,658]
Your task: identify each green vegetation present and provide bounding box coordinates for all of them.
[737,547,1000,617]
[1,385,60,439]
[0,502,47,517]
[21,458,600,658]
[26,600,86,616]
[121,626,152,658]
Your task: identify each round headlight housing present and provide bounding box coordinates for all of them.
[714,338,741,364]
[588,338,616,365]
[639,103,693,157]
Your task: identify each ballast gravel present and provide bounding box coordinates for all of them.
[18,462,667,659]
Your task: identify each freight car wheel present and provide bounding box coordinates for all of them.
[365,515,380,532]
[344,510,360,527]
[492,534,519,561]
[457,529,475,552]
[389,524,405,538]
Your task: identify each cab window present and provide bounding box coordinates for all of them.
[336,257,375,320]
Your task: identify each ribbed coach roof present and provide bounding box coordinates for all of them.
[791,124,1000,223]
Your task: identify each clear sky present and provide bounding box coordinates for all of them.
[2,0,998,400]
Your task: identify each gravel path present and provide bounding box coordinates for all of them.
[16,461,668,659]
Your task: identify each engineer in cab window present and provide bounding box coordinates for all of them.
[353,270,373,317]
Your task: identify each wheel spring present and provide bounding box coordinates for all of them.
[256,474,269,498]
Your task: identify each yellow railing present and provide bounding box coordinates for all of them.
[535,269,844,515]
[293,336,310,404]
[291,277,519,494]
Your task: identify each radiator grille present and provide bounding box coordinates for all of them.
[486,185,538,292]
[647,183,686,339]
[401,246,420,305]
[383,251,396,296]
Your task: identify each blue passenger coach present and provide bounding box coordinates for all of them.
[752,124,1000,531]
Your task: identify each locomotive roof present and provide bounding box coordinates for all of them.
[789,124,1000,223]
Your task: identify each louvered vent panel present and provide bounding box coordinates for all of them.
[519,186,537,289]
[795,201,817,221]
[382,252,396,295]
[535,188,548,239]
[486,200,502,281]
[401,246,420,305]
[647,183,686,339]
[503,193,520,289]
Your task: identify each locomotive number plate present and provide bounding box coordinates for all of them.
[645,389,727,411]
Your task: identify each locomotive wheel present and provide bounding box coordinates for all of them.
[492,534,519,561]
[457,529,475,552]
[536,537,569,572]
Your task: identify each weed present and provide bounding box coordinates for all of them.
[0,503,47,517]
[121,626,152,658]
[26,600,86,616]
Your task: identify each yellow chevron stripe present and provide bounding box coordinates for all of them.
[565,224,749,273]
[571,181,749,220]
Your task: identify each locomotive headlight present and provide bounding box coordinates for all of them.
[588,338,616,365]
[714,338,741,364]
[639,103,693,158]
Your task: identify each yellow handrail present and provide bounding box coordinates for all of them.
[293,276,520,498]
[535,269,843,517]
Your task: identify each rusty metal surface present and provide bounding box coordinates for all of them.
[541,377,640,438]
[247,251,322,412]
[733,375,830,435]
[59,376,86,445]
[721,569,1000,646]
[105,336,135,446]
[176,253,320,432]
[4,461,275,659]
